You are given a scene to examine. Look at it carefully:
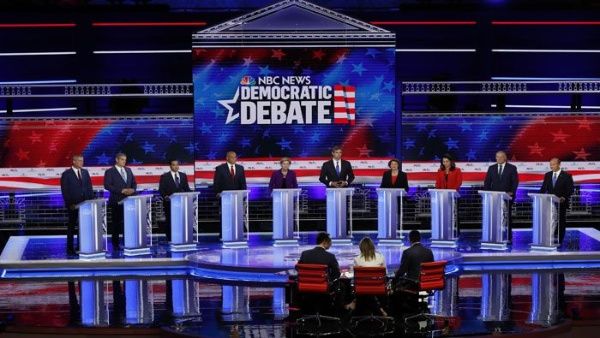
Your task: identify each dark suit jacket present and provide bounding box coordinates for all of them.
[60,168,95,208]
[213,163,247,193]
[540,170,574,205]
[319,159,355,187]
[159,171,191,198]
[298,246,341,280]
[394,243,434,282]
[380,170,409,191]
[103,166,137,205]
[483,162,519,196]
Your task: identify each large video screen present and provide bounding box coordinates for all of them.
[193,47,396,184]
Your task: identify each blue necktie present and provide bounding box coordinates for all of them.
[175,174,180,187]
[336,162,340,176]
[552,172,558,187]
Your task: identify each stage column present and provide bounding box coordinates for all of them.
[76,198,108,259]
[478,190,512,250]
[170,192,200,252]
[326,188,354,245]
[119,195,153,256]
[376,188,406,246]
[529,193,560,252]
[429,189,460,248]
[221,190,250,249]
[272,188,301,247]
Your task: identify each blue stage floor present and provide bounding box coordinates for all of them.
[1,228,600,281]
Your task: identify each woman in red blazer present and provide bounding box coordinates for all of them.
[435,154,463,189]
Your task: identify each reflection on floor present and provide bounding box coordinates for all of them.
[0,270,598,337]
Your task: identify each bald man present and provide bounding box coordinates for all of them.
[212,151,247,194]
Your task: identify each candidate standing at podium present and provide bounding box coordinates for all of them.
[483,151,519,242]
[319,146,355,187]
[380,158,408,191]
[213,151,247,237]
[213,151,247,195]
[268,157,298,191]
[435,154,463,190]
[159,159,192,242]
[103,152,137,248]
[60,154,95,256]
[435,154,463,234]
[539,158,574,245]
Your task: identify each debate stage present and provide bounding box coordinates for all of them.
[2,228,599,282]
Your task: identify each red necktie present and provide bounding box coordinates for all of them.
[230,165,235,180]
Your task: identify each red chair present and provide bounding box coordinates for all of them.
[294,263,342,336]
[350,267,394,335]
[404,260,448,334]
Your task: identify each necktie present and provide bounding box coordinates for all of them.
[552,172,558,187]
[76,169,81,181]
[336,162,341,176]
[230,165,235,180]
[175,173,180,187]
[498,165,503,177]
[120,167,127,182]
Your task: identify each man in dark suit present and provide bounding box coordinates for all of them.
[483,151,519,242]
[298,232,353,313]
[298,232,340,280]
[319,146,355,188]
[393,230,434,317]
[213,151,247,195]
[60,154,95,256]
[539,158,574,245]
[394,230,434,283]
[103,152,137,248]
[159,159,192,242]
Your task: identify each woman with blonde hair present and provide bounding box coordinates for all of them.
[351,237,387,315]
[354,237,386,269]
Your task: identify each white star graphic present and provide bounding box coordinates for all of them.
[218,88,240,124]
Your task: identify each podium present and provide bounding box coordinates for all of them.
[119,195,153,256]
[480,273,510,322]
[221,190,250,249]
[172,279,201,319]
[478,190,512,250]
[326,188,354,245]
[376,188,406,246]
[76,198,108,259]
[80,280,109,327]
[429,189,460,248]
[272,188,301,247]
[528,272,559,326]
[170,192,200,252]
[529,193,560,252]
[125,280,154,325]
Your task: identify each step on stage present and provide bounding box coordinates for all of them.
[1,228,599,281]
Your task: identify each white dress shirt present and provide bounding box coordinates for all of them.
[72,167,81,179]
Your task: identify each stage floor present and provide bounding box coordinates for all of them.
[1,228,600,281]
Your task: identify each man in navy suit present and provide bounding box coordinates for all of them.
[159,159,192,242]
[483,151,519,242]
[539,158,574,245]
[319,146,355,187]
[213,151,247,195]
[103,152,137,248]
[60,154,95,256]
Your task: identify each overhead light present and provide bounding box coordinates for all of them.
[93,50,191,54]
[0,51,76,56]
[0,79,77,85]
